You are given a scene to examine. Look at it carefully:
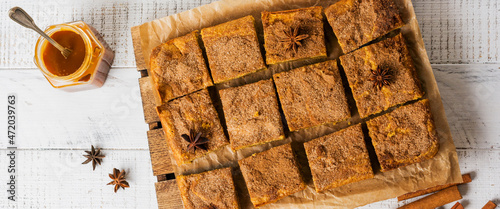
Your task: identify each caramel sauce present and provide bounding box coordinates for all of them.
[42,30,86,76]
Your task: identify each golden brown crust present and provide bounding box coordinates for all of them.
[149,31,213,102]
[273,60,350,132]
[177,167,239,209]
[262,6,327,65]
[219,79,285,151]
[325,0,404,53]
[366,99,439,172]
[156,89,228,166]
[304,124,374,192]
[238,143,306,207]
[201,16,266,83]
[339,34,423,118]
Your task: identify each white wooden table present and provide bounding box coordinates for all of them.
[0,0,499,208]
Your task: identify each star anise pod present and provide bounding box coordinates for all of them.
[369,67,392,90]
[278,25,310,54]
[82,145,105,170]
[181,130,209,152]
[107,168,130,193]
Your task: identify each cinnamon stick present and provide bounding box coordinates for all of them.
[397,185,462,209]
[482,201,497,209]
[451,202,464,209]
[398,174,471,201]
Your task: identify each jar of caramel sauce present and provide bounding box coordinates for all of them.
[34,21,114,91]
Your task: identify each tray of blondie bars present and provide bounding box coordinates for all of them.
[131,0,462,208]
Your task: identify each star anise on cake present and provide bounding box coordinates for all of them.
[82,145,105,170]
[107,168,130,193]
[278,25,310,54]
[369,67,393,90]
[181,130,209,152]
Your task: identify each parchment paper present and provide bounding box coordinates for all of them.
[131,0,463,208]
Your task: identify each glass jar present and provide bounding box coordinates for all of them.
[34,21,114,91]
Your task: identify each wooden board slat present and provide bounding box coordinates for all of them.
[157,175,168,182]
[131,25,147,70]
[155,180,183,209]
[149,122,162,130]
[139,76,161,124]
[147,128,175,176]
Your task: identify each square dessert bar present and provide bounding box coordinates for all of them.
[366,99,439,172]
[273,60,350,132]
[304,124,373,192]
[156,89,228,166]
[149,31,213,103]
[219,79,285,151]
[262,6,327,65]
[177,167,239,209]
[325,0,404,53]
[201,15,266,83]
[340,34,423,118]
[238,143,306,207]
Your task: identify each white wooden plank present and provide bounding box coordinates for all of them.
[414,0,500,64]
[0,149,158,209]
[434,64,500,149]
[0,0,499,69]
[0,68,149,149]
[0,149,497,208]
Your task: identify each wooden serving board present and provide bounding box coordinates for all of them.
[130,0,463,208]
[136,69,182,208]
